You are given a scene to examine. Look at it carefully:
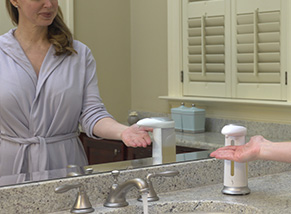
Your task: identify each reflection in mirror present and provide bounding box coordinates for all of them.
[0,149,211,187]
[79,133,208,165]
[85,150,211,174]
[0,1,214,189]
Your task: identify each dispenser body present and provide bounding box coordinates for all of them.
[221,124,250,195]
[152,127,176,164]
[223,135,248,187]
[137,117,176,165]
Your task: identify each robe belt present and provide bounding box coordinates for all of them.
[1,132,79,174]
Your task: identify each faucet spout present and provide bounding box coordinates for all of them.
[104,177,148,208]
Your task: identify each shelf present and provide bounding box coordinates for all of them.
[159,96,291,107]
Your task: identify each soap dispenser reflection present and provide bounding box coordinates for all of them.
[137,117,176,165]
[221,124,251,195]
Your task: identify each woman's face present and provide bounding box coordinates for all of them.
[12,0,58,27]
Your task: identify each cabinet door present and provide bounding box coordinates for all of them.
[232,0,287,100]
[182,0,231,98]
[126,145,206,160]
[79,134,125,165]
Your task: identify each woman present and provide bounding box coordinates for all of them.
[210,135,291,163]
[0,0,152,176]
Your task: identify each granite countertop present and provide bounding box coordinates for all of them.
[53,169,291,214]
[2,130,291,214]
[50,158,291,214]
[175,131,225,150]
[175,131,287,150]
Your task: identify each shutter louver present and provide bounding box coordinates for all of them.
[236,10,281,84]
[182,0,286,101]
[188,15,225,83]
[183,0,230,97]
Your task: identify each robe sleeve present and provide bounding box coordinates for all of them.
[79,47,113,138]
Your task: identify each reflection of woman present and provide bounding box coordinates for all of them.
[0,0,152,176]
[210,135,291,163]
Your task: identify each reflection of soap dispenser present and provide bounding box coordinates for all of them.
[221,124,251,195]
[137,117,176,164]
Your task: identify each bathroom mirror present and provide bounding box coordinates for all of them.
[0,130,214,187]
[0,0,215,188]
[0,149,212,187]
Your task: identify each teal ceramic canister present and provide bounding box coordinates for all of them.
[181,104,205,133]
[171,103,188,131]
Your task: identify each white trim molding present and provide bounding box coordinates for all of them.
[58,0,74,34]
[167,0,182,97]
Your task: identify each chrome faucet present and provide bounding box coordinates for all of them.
[104,170,149,208]
[55,183,94,213]
[138,170,179,202]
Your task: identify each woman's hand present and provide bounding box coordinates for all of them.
[210,135,268,163]
[121,124,153,148]
[93,118,152,148]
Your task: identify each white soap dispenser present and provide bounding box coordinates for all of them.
[137,117,176,165]
[221,124,251,195]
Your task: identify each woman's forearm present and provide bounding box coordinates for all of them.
[210,135,291,163]
[259,141,291,162]
[92,117,153,148]
[92,117,127,140]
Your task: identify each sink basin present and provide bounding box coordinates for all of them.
[150,200,262,213]
[100,200,262,214]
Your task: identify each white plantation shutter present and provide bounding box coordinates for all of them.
[182,0,231,97]
[182,0,287,101]
[233,0,287,100]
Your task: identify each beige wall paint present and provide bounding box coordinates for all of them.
[74,0,170,123]
[74,0,131,123]
[130,0,169,114]
[0,1,15,35]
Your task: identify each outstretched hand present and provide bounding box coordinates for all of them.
[210,135,268,163]
[121,124,153,148]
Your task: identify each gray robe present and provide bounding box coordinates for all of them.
[0,29,112,176]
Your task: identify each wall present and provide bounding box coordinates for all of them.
[0,1,15,34]
[74,0,170,123]
[74,0,131,123]
[130,0,169,114]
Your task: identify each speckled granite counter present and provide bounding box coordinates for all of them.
[2,157,291,214]
[2,116,291,214]
[175,128,290,151]
[175,131,225,150]
[60,170,291,214]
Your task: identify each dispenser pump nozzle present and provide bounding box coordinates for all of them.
[137,117,175,129]
[221,124,247,137]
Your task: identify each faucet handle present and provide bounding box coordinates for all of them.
[55,183,94,213]
[111,170,120,184]
[148,170,179,179]
[138,170,179,202]
[66,165,93,177]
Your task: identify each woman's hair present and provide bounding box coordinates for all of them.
[5,0,77,56]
